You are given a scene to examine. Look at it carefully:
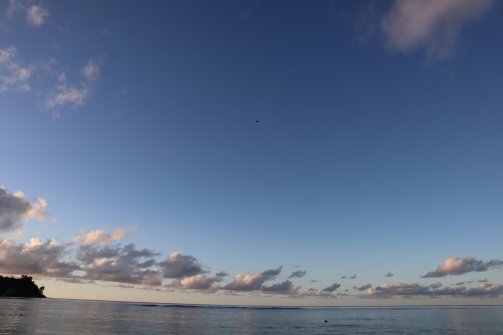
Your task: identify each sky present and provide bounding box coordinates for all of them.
[1,0,502,306]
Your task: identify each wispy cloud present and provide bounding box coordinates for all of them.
[81,58,101,81]
[380,0,494,60]
[26,4,49,27]
[423,257,503,278]
[72,227,136,246]
[288,270,306,279]
[45,57,102,114]
[0,185,47,232]
[0,47,33,93]
[0,47,102,116]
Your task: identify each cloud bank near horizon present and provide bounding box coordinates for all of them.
[1,184,502,300]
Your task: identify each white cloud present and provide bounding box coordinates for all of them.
[0,185,47,232]
[25,197,48,221]
[26,4,49,27]
[381,0,494,59]
[72,227,136,246]
[0,47,33,93]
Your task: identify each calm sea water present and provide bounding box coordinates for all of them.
[0,299,502,334]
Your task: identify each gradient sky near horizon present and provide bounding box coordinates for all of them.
[1,0,502,305]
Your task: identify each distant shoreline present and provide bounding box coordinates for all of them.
[43,297,503,309]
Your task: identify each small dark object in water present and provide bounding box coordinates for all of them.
[324,320,328,323]
[255,120,260,123]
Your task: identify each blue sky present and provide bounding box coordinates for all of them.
[1,0,502,305]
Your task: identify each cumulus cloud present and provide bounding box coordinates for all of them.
[171,273,226,292]
[381,0,494,59]
[302,282,341,297]
[160,252,206,279]
[423,257,503,278]
[288,270,306,279]
[322,282,342,293]
[261,280,298,295]
[0,238,78,276]
[358,283,372,291]
[78,243,161,286]
[223,267,282,292]
[0,185,47,232]
[72,227,136,245]
[0,47,33,93]
[366,282,503,298]
[26,4,49,27]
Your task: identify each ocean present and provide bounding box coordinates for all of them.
[0,299,502,334]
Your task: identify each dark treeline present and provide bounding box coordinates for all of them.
[0,275,46,298]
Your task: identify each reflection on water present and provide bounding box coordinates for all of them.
[1,299,502,335]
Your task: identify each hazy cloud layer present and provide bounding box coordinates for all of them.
[223,267,282,292]
[423,257,503,277]
[367,282,503,298]
[381,0,494,59]
[0,186,47,232]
